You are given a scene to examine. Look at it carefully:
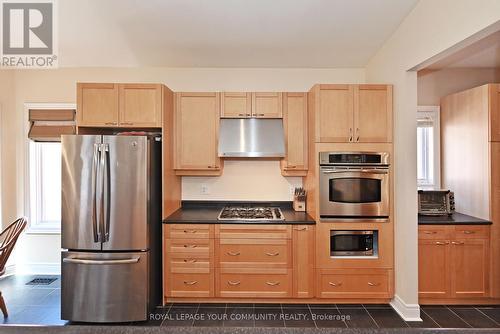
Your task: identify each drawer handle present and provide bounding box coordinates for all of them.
[294,227,307,231]
[368,282,381,287]
[266,281,280,286]
[238,113,245,116]
[183,244,197,248]
[246,113,251,116]
[423,231,437,234]
[183,259,197,263]
[452,241,464,245]
[257,113,265,116]
[183,230,197,234]
[287,165,297,168]
[328,282,342,287]
[434,241,449,245]
[265,252,280,257]
[121,122,133,125]
[183,280,198,285]
[227,280,241,286]
[227,251,240,256]
[463,230,475,234]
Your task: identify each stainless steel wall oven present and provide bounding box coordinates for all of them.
[319,152,390,220]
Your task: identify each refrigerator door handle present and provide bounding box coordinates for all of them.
[63,257,140,265]
[91,143,100,243]
[99,143,110,243]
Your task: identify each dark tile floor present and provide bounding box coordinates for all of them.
[0,275,499,329]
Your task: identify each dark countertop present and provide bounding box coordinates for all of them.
[163,201,315,225]
[418,212,492,225]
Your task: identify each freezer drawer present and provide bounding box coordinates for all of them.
[61,251,148,322]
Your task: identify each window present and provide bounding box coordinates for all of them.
[417,106,440,189]
[28,142,62,232]
[24,103,76,233]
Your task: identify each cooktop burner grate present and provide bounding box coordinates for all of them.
[217,206,284,221]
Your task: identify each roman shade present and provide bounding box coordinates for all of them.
[28,109,76,142]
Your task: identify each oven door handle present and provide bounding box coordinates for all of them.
[321,169,388,174]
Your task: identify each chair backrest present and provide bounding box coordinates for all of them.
[0,217,27,276]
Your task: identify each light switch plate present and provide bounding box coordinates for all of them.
[201,184,210,195]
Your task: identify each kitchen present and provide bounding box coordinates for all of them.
[0,1,499,332]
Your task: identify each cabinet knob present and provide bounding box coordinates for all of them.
[434,241,448,245]
[183,244,197,248]
[183,259,197,263]
[328,282,342,287]
[451,241,464,245]
[368,282,381,287]
[226,251,240,256]
[423,231,437,234]
[183,230,197,234]
[463,230,475,234]
[227,280,241,286]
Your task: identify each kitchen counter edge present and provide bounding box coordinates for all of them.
[418,212,492,225]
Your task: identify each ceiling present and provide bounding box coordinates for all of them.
[58,0,418,68]
[426,30,500,69]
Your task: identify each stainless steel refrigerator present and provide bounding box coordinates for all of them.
[61,135,162,323]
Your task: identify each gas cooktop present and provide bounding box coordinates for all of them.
[217,206,285,221]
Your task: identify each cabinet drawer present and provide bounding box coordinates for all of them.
[168,273,214,297]
[317,269,392,299]
[217,224,291,239]
[217,270,292,298]
[218,239,290,268]
[418,226,452,240]
[454,225,489,239]
[165,224,213,239]
[169,259,211,273]
[165,239,213,257]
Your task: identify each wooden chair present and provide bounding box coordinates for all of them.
[0,218,27,318]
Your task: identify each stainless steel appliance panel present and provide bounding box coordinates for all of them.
[61,251,148,322]
[61,135,102,251]
[101,135,149,251]
[319,166,389,218]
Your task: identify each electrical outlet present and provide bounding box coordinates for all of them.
[201,184,210,195]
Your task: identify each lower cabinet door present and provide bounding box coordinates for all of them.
[61,251,148,322]
[451,238,490,298]
[168,273,214,298]
[217,269,292,298]
[418,239,451,299]
[317,269,392,299]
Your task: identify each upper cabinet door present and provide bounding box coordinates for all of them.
[221,92,252,118]
[354,85,393,143]
[489,84,500,141]
[317,85,354,142]
[119,84,162,127]
[252,92,283,118]
[282,93,308,174]
[174,93,221,172]
[77,83,119,127]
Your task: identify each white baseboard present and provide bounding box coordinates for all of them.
[390,294,422,321]
[16,262,61,275]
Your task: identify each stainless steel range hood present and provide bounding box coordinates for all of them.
[218,118,285,158]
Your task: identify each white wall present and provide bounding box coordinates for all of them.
[418,68,500,105]
[2,67,364,272]
[366,0,500,321]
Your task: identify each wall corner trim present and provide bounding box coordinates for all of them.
[390,294,422,321]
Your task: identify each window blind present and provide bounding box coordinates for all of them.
[28,109,76,142]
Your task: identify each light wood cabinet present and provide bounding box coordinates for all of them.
[317,269,393,299]
[418,225,490,303]
[119,84,162,127]
[292,225,315,298]
[309,84,392,143]
[174,92,222,176]
[252,92,283,118]
[77,83,163,128]
[281,93,308,176]
[354,85,392,142]
[489,85,500,141]
[221,92,252,118]
[77,83,119,127]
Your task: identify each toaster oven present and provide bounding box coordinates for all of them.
[418,190,455,216]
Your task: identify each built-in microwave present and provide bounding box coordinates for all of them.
[319,152,390,220]
[330,230,378,257]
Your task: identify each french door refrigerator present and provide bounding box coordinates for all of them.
[61,135,162,322]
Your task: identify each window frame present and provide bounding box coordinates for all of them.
[24,103,76,234]
[417,105,441,190]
